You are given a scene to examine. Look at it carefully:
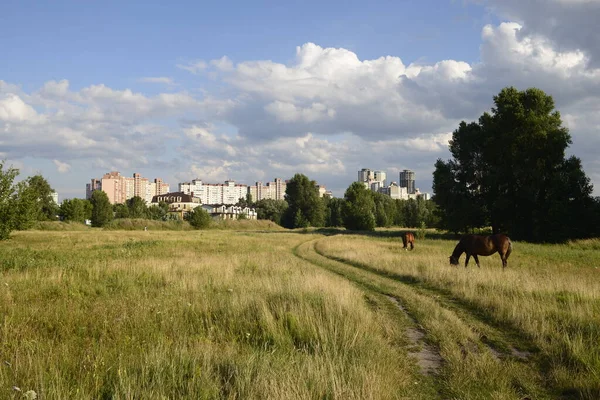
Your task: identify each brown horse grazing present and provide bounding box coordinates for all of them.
[402,232,415,251]
[449,234,512,268]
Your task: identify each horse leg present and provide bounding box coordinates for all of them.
[465,254,471,268]
[473,254,480,268]
[410,242,414,251]
[500,252,507,268]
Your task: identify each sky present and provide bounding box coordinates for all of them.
[2,0,600,200]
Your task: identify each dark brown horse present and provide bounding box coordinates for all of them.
[449,234,512,268]
[402,232,415,251]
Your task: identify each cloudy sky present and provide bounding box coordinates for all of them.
[2,0,599,200]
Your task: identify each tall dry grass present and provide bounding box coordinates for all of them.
[0,230,424,399]
[315,234,600,398]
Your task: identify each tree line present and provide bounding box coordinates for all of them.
[249,174,438,231]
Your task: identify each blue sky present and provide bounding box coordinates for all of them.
[1,0,599,200]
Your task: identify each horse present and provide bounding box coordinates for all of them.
[402,232,415,251]
[449,234,512,268]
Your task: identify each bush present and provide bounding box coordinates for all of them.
[185,208,212,230]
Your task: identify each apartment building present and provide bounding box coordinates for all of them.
[86,171,170,204]
[248,178,286,202]
[179,179,248,205]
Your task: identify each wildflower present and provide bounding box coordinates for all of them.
[25,390,37,399]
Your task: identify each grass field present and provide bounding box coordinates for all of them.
[1,226,599,399]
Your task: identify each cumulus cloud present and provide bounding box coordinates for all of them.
[476,0,600,67]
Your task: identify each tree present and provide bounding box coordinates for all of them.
[342,182,376,231]
[114,203,130,219]
[0,162,19,240]
[59,198,91,223]
[90,190,113,227]
[255,199,288,225]
[127,196,148,219]
[185,207,211,229]
[25,175,58,220]
[433,87,596,242]
[281,174,325,229]
[373,192,396,227]
[324,196,344,227]
[147,201,169,220]
[11,180,38,230]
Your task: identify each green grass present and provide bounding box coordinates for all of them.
[0,230,420,399]
[1,229,598,399]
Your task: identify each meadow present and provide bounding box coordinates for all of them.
[1,225,598,399]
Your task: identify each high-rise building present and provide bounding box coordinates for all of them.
[373,170,387,187]
[399,169,415,194]
[86,172,169,204]
[358,168,374,183]
[248,178,287,202]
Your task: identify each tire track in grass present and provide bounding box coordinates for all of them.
[314,239,537,362]
[386,295,443,376]
[295,237,555,400]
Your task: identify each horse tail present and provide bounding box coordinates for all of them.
[506,239,513,259]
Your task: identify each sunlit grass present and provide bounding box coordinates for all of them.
[316,233,600,398]
[0,230,422,399]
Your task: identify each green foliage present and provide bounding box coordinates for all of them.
[25,175,58,220]
[59,198,91,223]
[0,162,20,240]
[416,221,427,240]
[90,190,113,227]
[127,196,148,219]
[373,192,396,227]
[147,201,169,221]
[323,196,344,227]
[185,207,212,229]
[433,87,598,242]
[255,199,288,225]
[11,180,38,230]
[342,182,375,231]
[114,203,130,219]
[282,174,325,229]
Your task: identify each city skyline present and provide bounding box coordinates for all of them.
[2,1,600,201]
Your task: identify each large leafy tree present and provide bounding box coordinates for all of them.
[60,198,92,223]
[185,207,211,229]
[433,87,597,242]
[342,182,375,231]
[26,175,58,220]
[90,190,113,227]
[323,196,344,227]
[0,162,20,240]
[127,196,148,219]
[281,174,325,228]
[255,199,288,225]
[147,201,169,221]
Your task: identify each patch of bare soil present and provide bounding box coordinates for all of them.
[387,296,443,376]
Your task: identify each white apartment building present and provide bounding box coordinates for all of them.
[178,179,248,205]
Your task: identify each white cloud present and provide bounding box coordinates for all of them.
[139,77,175,85]
[177,60,208,74]
[0,94,39,122]
[53,159,71,173]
